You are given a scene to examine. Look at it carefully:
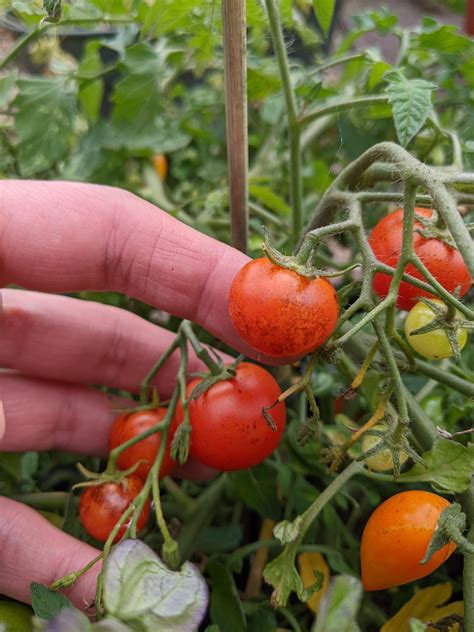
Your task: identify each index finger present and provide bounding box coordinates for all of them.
[0,180,286,364]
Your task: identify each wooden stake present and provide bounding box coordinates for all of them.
[222,0,248,254]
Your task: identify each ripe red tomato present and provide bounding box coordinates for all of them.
[360,490,456,591]
[109,409,175,481]
[176,362,286,470]
[79,476,150,543]
[369,208,471,311]
[228,257,339,358]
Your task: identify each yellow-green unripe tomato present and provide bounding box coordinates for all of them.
[0,600,33,632]
[404,300,468,360]
[362,425,408,472]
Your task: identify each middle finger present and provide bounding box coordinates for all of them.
[0,289,232,395]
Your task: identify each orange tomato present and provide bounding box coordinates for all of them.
[153,154,168,180]
[361,490,456,591]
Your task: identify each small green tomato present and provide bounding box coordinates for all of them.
[362,425,408,472]
[404,299,468,360]
[0,600,33,632]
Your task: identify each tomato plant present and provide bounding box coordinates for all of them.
[369,208,471,311]
[178,362,286,470]
[360,491,456,591]
[228,257,339,357]
[109,409,176,481]
[79,476,150,543]
[405,299,468,359]
[2,1,474,631]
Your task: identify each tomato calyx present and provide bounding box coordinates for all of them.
[413,209,457,248]
[406,297,473,362]
[115,387,161,415]
[422,503,472,562]
[358,424,423,476]
[263,231,356,280]
[73,462,143,490]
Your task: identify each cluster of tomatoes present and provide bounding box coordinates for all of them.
[79,205,470,593]
[79,362,287,543]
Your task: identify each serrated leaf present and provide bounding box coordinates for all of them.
[313,576,362,632]
[384,70,437,146]
[208,561,246,632]
[30,583,73,620]
[398,439,474,493]
[104,540,208,632]
[418,25,473,55]
[111,43,161,125]
[13,78,76,176]
[312,0,336,36]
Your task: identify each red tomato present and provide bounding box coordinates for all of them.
[176,362,286,470]
[109,409,175,481]
[369,208,471,311]
[361,490,456,591]
[228,257,339,358]
[79,476,150,543]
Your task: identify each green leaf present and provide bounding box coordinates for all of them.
[249,184,291,216]
[0,72,17,108]
[384,70,437,147]
[208,561,246,632]
[111,43,161,125]
[367,61,391,91]
[313,576,362,632]
[13,78,76,176]
[195,524,242,554]
[246,607,278,632]
[228,464,281,520]
[398,439,474,493]
[312,0,336,36]
[104,540,208,631]
[30,583,73,620]
[247,67,281,100]
[263,547,307,607]
[418,25,473,55]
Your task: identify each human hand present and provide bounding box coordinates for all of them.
[0,180,289,608]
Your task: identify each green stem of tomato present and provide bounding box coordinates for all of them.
[50,553,104,591]
[263,460,363,606]
[299,94,389,127]
[95,501,138,615]
[180,320,222,376]
[263,0,302,246]
[462,481,474,632]
[139,336,181,404]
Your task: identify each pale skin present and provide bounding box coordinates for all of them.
[0,180,293,608]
